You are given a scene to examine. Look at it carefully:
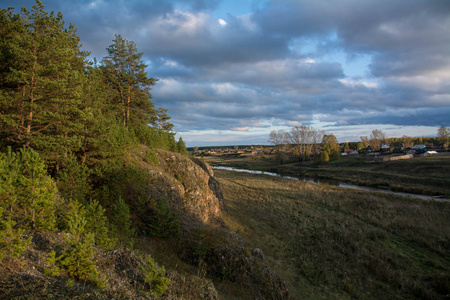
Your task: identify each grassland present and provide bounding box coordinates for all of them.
[205,154,450,198]
[215,169,450,299]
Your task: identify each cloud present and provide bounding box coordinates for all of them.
[6,0,449,146]
[231,127,249,132]
[218,18,227,26]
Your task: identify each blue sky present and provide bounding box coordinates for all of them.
[5,0,450,147]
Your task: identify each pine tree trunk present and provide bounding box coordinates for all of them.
[127,85,131,129]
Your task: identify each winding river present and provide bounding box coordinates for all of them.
[212,166,449,202]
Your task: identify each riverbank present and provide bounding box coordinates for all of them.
[216,168,450,299]
[212,165,450,202]
[204,154,450,198]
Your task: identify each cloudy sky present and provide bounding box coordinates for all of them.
[6,0,450,146]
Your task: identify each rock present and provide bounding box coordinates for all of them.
[252,248,265,260]
[145,150,225,229]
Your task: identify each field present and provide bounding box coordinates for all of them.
[204,154,450,198]
[214,168,450,299]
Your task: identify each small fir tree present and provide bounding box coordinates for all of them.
[0,207,31,261]
[141,254,171,295]
[147,198,180,238]
[0,147,57,230]
[177,137,188,155]
[85,199,115,248]
[110,197,135,248]
[46,200,105,287]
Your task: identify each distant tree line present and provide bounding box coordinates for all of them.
[269,126,339,163]
[269,126,450,164]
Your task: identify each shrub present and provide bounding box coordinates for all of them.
[144,149,159,166]
[0,207,30,261]
[146,198,180,238]
[110,197,135,248]
[141,254,171,295]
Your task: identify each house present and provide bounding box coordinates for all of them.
[412,144,427,153]
[380,143,390,152]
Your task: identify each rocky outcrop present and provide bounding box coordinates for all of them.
[132,149,225,230]
[191,157,225,210]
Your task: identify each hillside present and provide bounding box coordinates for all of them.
[0,147,290,299]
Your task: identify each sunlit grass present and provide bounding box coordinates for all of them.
[206,154,450,197]
[215,169,450,299]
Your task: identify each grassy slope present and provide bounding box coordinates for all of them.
[205,155,450,197]
[216,169,450,299]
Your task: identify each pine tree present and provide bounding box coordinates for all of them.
[47,200,104,287]
[147,198,180,238]
[101,34,157,129]
[19,147,58,230]
[56,154,91,204]
[151,107,174,132]
[78,60,127,170]
[0,1,87,168]
[110,197,134,248]
[177,137,188,155]
[0,207,31,261]
[85,199,115,248]
[141,254,171,295]
[0,147,57,230]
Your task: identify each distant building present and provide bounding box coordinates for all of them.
[412,144,427,153]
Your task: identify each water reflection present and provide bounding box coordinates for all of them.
[212,166,449,202]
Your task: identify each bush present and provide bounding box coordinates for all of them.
[146,198,180,238]
[0,207,30,261]
[320,151,330,163]
[141,254,171,295]
[144,149,159,166]
[110,197,135,248]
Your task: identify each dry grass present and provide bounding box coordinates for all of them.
[205,154,450,197]
[215,169,450,299]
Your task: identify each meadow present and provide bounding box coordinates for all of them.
[214,168,450,299]
[205,154,450,198]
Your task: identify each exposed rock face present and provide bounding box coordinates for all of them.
[140,150,225,230]
[191,157,225,211]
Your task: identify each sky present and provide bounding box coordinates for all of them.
[4,0,450,147]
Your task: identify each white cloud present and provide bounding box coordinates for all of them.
[231,127,249,132]
[339,78,378,89]
[218,18,227,26]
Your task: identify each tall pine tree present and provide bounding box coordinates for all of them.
[101,34,157,129]
[0,1,87,169]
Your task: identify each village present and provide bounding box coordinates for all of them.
[191,141,449,160]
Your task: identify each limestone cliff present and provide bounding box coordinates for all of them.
[128,147,225,230]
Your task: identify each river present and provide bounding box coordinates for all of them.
[212,166,449,202]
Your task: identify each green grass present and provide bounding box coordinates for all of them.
[205,154,450,197]
[215,169,450,299]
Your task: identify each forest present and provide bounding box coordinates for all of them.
[0,0,189,292]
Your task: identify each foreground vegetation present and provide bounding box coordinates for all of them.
[205,154,450,198]
[216,169,450,299]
